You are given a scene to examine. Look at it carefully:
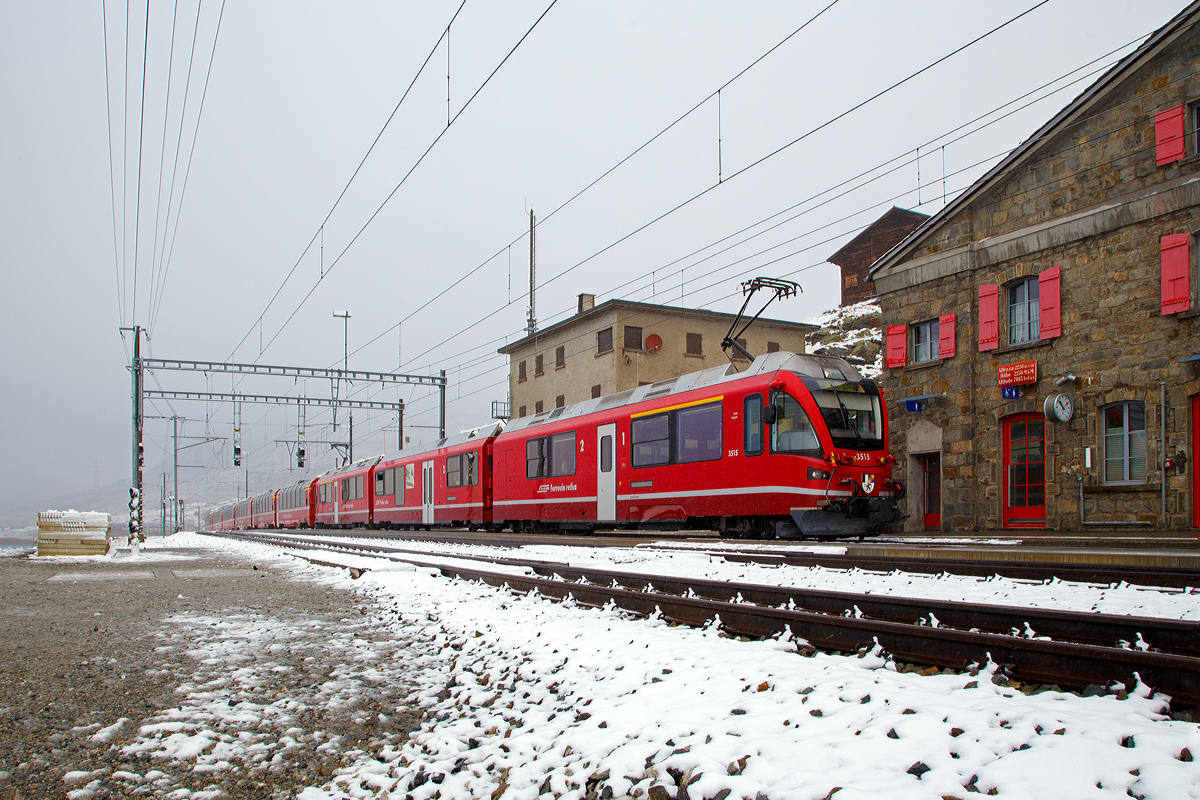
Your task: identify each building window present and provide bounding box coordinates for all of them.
[555,394,565,409]
[518,360,526,382]
[597,327,613,354]
[911,319,940,363]
[686,333,702,355]
[624,326,642,351]
[535,354,544,376]
[1103,401,1146,484]
[535,400,544,414]
[555,345,565,368]
[518,405,526,418]
[1007,276,1040,345]
[766,341,780,353]
[731,337,750,360]
[591,384,602,399]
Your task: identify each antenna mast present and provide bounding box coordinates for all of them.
[526,209,537,335]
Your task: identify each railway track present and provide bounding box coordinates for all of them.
[290,526,1200,588]
[208,529,1200,706]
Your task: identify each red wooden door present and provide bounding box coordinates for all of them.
[923,453,941,529]
[1004,414,1046,527]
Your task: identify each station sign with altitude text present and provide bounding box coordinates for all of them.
[998,359,1038,387]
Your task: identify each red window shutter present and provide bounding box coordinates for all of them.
[978,284,999,351]
[938,312,956,359]
[1039,265,1062,339]
[1161,233,1192,314]
[885,325,907,369]
[1155,105,1186,166]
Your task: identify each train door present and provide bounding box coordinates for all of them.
[597,423,617,523]
[1003,413,1045,528]
[422,460,435,525]
[923,453,941,529]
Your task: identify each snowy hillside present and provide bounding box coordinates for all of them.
[804,300,883,378]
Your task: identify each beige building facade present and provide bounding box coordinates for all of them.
[498,295,816,418]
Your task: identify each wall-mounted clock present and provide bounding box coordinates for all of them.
[1044,393,1074,423]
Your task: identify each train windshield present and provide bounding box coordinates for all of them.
[801,377,885,451]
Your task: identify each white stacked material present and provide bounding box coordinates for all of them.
[37,510,112,556]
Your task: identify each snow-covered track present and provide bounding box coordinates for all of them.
[212,529,1200,706]
[673,547,1200,589]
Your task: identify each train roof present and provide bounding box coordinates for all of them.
[317,454,384,480]
[382,421,505,463]
[502,350,863,435]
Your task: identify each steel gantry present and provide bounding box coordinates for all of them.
[125,352,448,537]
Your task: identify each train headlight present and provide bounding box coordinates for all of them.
[807,468,831,481]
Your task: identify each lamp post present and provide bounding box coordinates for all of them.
[333,310,351,461]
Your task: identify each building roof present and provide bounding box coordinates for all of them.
[868,1,1200,280]
[496,297,817,355]
[827,207,929,267]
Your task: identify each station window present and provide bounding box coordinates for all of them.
[518,405,527,418]
[912,319,940,363]
[518,360,527,382]
[556,394,565,409]
[1103,401,1146,484]
[624,326,643,351]
[591,384,602,399]
[732,337,750,361]
[535,400,544,414]
[535,354,544,376]
[1007,276,1040,345]
[686,333,702,356]
[597,327,613,354]
[556,345,565,368]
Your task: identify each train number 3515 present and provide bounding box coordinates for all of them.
[727,449,739,457]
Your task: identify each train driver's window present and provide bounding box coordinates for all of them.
[771,393,822,458]
[632,413,671,466]
[744,394,764,456]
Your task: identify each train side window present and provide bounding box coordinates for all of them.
[395,468,405,505]
[744,394,764,456]
[526,438,547,479]
[405,463,415,489]
[632,413,670,467]
[676,402,722,463]
[600,435,613,473]
[341,478,349,500]
[771,393,822,458]
[465,450,478,486]
[447,454,463,488]
[550,432,577,476]
[376,470,385,497]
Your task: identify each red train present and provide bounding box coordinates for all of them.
[205,351,904,539]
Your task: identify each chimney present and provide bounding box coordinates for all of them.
[577,294,595,314]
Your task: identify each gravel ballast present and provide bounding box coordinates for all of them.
[0,539,427,799]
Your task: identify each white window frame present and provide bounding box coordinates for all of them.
[911,319,940,363]
[1007,276,1040,345]
[1102,401,1147,484]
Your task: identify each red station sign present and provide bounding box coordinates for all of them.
[998,359,1038,387]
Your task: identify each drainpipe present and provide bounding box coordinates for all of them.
[1161,382,1167,527]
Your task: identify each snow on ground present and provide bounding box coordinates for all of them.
[149,532,1200,799]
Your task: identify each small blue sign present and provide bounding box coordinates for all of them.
[1002,386,1021,400]
[905,400,924,412]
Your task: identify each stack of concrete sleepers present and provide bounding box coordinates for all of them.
[36,511,112,556]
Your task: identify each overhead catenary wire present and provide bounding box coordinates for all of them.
[346,0,1062,376]
[356,24,1156,387]
[252,0,560,363]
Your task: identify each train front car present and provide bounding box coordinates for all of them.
[764,354,903,539]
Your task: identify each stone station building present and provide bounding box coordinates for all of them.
[869,3,1200,533]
